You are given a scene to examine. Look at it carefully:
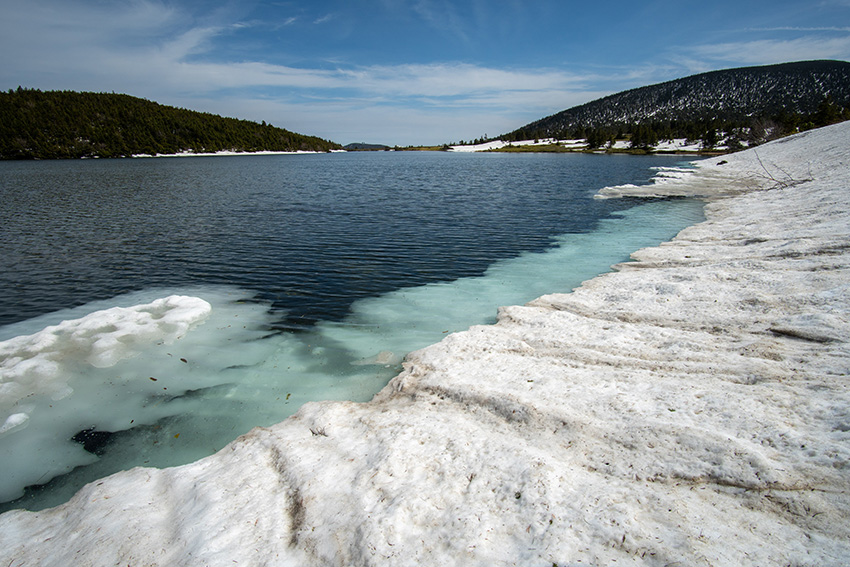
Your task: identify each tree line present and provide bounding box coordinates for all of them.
[500,96,850,151]
[0,88,341,159]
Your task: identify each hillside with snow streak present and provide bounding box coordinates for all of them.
[1,122,849,566]
[506,60,850,141]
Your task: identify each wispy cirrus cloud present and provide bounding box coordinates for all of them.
[336,63,586,100]
[0,0,587,99]
[411,0,471,42]
[160,60,594,143]
[313,13,337,25]
[688,35,850,65]
[746,26,850,32]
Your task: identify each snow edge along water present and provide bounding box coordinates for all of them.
[1,122,849,566]
[0,162,705,510]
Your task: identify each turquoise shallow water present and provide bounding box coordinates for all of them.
[0,152,705,511]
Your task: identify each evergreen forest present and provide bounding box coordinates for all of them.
[498,60,850,151]
[0,88,341,159]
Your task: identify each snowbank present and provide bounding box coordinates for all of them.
[1,122,849,566]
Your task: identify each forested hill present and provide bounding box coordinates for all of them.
[0,89,341,159]
[504,60,850,143]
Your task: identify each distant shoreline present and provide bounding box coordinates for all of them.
[130,149,335,158]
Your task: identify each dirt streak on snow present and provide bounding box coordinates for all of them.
[1,122,849,566]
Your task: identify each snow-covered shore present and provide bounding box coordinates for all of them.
[448,137,715,153]
[1,122,849,566]
[131,149,328,158]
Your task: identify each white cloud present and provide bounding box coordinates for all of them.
[157,61,595,144]
[156,26,223,61]
[313,13,337,25]
[0,1,594,142]
[336,63,586,100]
[412,0,470,42]
[689,35,850,66]
[190,93,546,146]
[0,0,183,85]
[748,26,850,32]
[1,0,179,46]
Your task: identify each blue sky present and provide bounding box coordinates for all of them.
[2,1,849,146]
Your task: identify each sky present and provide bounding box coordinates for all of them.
[1,1,849,146]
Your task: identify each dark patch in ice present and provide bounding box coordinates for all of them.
[71,427,115,456]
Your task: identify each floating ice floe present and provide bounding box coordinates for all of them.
[0,296,212,501]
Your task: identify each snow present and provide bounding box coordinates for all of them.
[0,296,211,502]
[2,122,850,565]
[448,138,585,152]
[448,140,511,152]
[449,137,708,153]
[653,138,703,152]
[132,149,323,158]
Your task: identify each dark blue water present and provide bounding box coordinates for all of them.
[0,151,686,330]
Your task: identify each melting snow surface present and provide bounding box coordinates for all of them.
[0,296,211,501]
[1,122,849,566]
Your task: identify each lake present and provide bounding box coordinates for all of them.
[0,151,705,511]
